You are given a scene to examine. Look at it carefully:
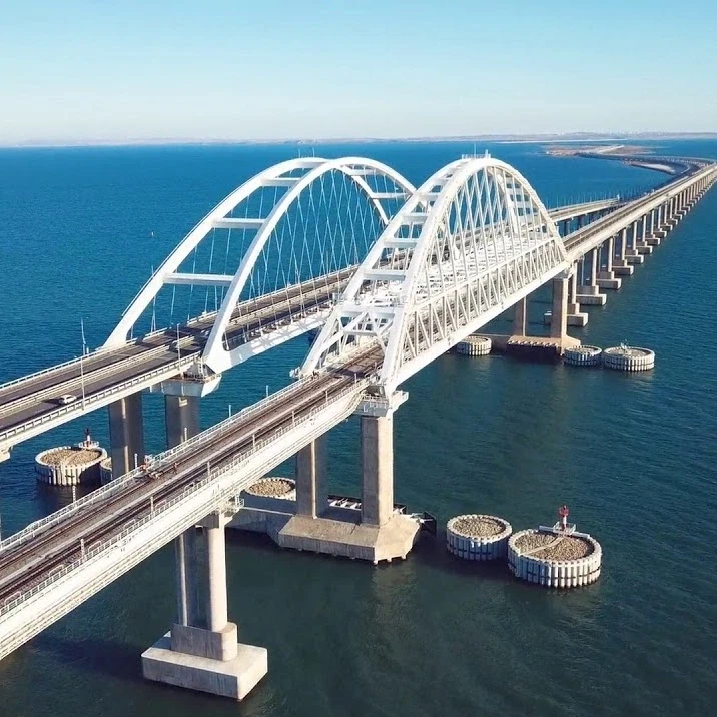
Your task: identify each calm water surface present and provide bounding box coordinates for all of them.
[0,140,716,716]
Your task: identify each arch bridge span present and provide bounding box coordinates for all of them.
[301,155,569,393]
[1,153,710,463]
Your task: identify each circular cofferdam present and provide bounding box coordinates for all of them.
[603,345,655,371]
[446,514,512,561]
[99,456,113,485]
[35,445,107,486]
[564,345,602,367]
[508,529,602,588]
[245,477,296,500]
[455,335,492,356]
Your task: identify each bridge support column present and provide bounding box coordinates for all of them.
[549,276,567,339]
[295,435,327,518]
[613,227,634,275]
[596,235,621,289]
[625,220,645,265]
[646,208,664,245]
[576,248,606,305]
[512,296,528,335]
[108,392,145,479]
[361,414,394,528]
[142,511,268,701]
[635,215,653,255]
[274,392,419,564]
[544,266,587,327]
[165,393,202,630]
[165,395,200,449]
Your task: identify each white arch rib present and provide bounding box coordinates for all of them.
[103,157,416,362]
[301,155,568,393]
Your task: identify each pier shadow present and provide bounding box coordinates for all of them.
[34,634,144,684]
[410,533,513,584]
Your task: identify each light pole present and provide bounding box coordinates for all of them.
[80,317,87,408]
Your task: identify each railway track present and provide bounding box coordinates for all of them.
[0,345,380,604]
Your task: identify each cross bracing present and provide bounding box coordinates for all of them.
[301,156,569,393]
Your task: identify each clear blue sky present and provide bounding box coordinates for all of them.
[1,0,715,143]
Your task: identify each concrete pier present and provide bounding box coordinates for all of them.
[513,296,527,335]
[274,391,422,563]
[107,392,145,479]
[596,235,621,290]
[613,227,635,276]
[515,276,580,359]
[142,512,268,700]
[576,249,607,304]
[165,395,200,449]
[143,380,267,701]
[295,436,327,519]
[361,414,394,527]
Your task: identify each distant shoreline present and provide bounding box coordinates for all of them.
[1,132,716,150]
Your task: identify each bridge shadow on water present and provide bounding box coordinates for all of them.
[411,533,513,584]
[226,526,514,583]
[34,634,144,683]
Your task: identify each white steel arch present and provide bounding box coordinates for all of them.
[301,155,569,394]
[103,156,416,374]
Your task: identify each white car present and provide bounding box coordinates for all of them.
[57,394,77,405]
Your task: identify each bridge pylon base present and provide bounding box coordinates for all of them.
[275,513,421,564]
[142,626,267,701]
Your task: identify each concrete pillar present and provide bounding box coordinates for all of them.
[361,415,394,527]
[205,523,228,633]
[589,248,598,285]
[143,506,268,700]
[166,393,202,630]
[512,296,527,335]
[619,227,627,260]
[606,236,614,272]
[568,269,578,308]
[295,435,327,518]
[165,395,200,449]
[549,276,568,339]
[108,392,145,479]
[175,528,201,627]
[577,215,584,229]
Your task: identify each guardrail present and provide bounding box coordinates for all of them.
[0,379,366,616]
[0,343,186,418]
[0,354,194,445]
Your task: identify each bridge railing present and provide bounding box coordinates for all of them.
[0,375,329,553]
[564,167,713,257]
[0,355,196,445]
[0,379,367,617]
[0,343,184,418]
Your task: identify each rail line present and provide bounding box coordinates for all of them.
[0,346,380,603]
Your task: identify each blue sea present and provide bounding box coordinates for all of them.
[1,139,716,716]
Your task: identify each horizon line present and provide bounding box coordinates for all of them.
[1,131,717,150]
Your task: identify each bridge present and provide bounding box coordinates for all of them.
[0,166,624,474]
[0,151,714,700]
